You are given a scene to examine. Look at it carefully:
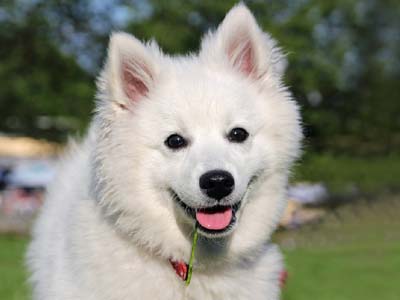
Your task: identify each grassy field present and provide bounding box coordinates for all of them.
[1,194,399,299]
[278,193,400,300]
[0,235,30,300]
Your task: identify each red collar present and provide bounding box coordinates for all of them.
[280,270,288,288]
[170,258,288,288]
[169,259,188,281]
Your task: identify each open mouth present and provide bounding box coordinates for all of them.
[169,190,241,236]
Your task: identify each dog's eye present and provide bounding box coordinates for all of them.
[165,134,187,149]
[227,128,249,143]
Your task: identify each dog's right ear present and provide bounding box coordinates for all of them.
[199,4,285,80]
[106,32,158,109]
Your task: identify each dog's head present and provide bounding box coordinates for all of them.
[92,4,302,260]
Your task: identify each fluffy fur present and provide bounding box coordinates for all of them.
[27,4,302,300]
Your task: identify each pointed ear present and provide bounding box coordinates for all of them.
[106,32,158,107]
[200,4,284,79]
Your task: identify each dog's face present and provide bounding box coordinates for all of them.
[92,4,301,258]
[151,71,268,238]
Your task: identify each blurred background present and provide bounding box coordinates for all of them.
[0,0,399,299]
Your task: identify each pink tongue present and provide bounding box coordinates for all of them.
[196,207,233,230]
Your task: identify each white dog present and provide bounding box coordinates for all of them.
[27,4,302,300]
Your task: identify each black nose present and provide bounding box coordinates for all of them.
[199,170,235,200]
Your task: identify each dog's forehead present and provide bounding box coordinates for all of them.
[133,60,267,138]
[155,64,260,123]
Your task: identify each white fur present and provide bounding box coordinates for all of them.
[27,4,302,300]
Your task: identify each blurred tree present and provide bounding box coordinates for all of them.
[0,0,148,140]
[0,0,399,154]
[0,1,95,140]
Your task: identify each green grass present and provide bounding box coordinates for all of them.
[282,244,400,300]
[277,194,400,300]
[0,235,30,300]
[293,154,400,193]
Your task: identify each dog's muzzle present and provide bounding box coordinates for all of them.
[169,189,241,237]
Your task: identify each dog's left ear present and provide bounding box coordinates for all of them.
[104,32,159,109]
[200,4,285,80]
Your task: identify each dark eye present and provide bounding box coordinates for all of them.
[165,134,187,149]
[227,127,249,143]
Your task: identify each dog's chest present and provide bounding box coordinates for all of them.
[76,247,280,300]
